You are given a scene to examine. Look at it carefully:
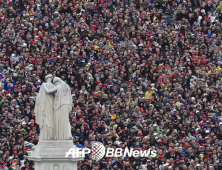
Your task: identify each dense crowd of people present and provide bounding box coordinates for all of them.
[1,0,222,169]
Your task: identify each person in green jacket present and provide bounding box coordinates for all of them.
[153,124,162,135]
[216,1,222,12]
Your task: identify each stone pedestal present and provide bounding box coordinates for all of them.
[28,140,83,170]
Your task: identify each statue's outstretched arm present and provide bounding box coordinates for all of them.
[43,83,57,93]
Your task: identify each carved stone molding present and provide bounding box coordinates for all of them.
[43,164,70,170]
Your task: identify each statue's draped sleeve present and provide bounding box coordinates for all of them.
[34,85,46,130]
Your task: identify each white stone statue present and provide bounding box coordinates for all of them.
[34,74,55,140]
[31,77,81,170]
[42,77,73,140]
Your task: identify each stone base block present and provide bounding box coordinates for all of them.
[28,140,83,170]
[29,156,83,170]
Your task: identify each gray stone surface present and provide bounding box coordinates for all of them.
[29,140,83,170]
[31,140,74,157]
[30,157,81,170]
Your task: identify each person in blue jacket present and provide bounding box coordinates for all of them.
[4,78,16,92]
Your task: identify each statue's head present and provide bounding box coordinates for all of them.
[45,74,53,80]
[53,77,61,84]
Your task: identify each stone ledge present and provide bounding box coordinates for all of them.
[36,140,75,148]
[30,148,76,157]
[29,156,83,162]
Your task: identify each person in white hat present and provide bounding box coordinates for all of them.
[196,164,201,169]
[168,166,173,170]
